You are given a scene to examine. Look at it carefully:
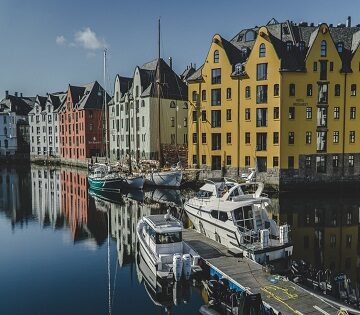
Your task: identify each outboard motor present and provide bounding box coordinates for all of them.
[173,254,183,281]
[182,254,191,280]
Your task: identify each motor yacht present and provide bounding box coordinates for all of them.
[136,211,201,282]
[184,179,293,265]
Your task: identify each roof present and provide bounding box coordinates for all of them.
[115,75,133,95]
[144,214,182,233]
[0,94,35,115]
[180,66,196,81]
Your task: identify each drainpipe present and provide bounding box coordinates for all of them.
[342,73,347,177]
[237,76,241,177]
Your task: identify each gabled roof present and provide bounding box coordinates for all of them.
[0,94,35,115]
[186,65,203,82]
[115,75,133,95]
[180,66,196,82]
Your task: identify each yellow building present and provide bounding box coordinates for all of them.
[187,18,360,188]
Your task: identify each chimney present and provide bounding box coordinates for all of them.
[347,16,352,27]
[168,57,173,69]
[5,90,9,99]
[193,63,196,69]
[14,92,18,97]
[20,92,23,97]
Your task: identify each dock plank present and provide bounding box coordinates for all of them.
[183,229,340,315]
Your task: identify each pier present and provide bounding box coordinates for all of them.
[183,229,341,315]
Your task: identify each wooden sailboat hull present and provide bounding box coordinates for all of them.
[88,174,144,191]
[144,170,182,188]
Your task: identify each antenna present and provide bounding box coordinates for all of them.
[104,48,109,160]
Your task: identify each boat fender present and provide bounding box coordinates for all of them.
[182,254,191,280]
[173,254,183,281]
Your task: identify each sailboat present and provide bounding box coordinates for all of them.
[144,19,183,188]
[88,50,144,191]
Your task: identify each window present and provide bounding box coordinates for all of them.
[202,155,206,165]
[333,155,339,168]
[201,110,207,122]
[256,85,268,103]
[245,132,250,144]
[192,91,198,102]
[256,133,267,151]
[305,156,311,168]
[286,41,293,52]
[289,107,295,119]
[334,107,340,119]
[135,86,139,97]
[256,63,267,80]
[226,109,232,121]
[192,155,197,165]
[273,156,279,167]
[289,84,295,96]
[320,60,327,80]
[333,131,339,143]
[226,155,232,166]
[316,156,326,173]
[346,235,352,248]
[307,84,313,96]
[226,88,231,99]
[335,84,340,96]
[183,118,187,127]
[306,107,312,119]
[313,62,317,71]
[317,131,327,151]
[305,131,312,144]
[274,84,279,96]
[350,131,355,143]
[170,101,176,108]
[350,107,356,119]
[351,84,357,96]
[183,102,188,109]
[320,40,327,57]
[288,132,295,144]
[211,110,221,127]
[192,111,197,122]
[245,108,251,120]
[288,156,294,169]
[192,133,197,144]
[318,83,328,104]
[256,108,267,127]
[214,50,219,63]
[330,62,334,72]
[245,156,251,167]
[299,41,305,52]
[226,133,232,144]
[349,155,354,167]
[211,89,221,105]
[259,43,266,57]
[245,86,251,98]
[245,30,256,42]
[202,133,206,144]
[274,107,279,119]
[273,132,279,144]
[89,123,93,131]
[211,68,221,84]
[212,133,221,150]
[171,117,175,127]
[336,42,344,53]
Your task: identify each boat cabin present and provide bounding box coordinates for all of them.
[142,214,183,256]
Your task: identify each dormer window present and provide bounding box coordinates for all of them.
[235,63,242,74]
[259,43,266,57]
[245,30,256,42]
[283,25,290,35]
[337,42,344,53]
[299,41,305,52]
[320,40,327,57]
[286,41,293,52]
[214,50,219,63]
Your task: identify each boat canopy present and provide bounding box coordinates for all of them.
[144,214,183,233]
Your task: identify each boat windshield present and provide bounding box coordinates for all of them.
[156,232,182,244]
[233,206,254,231]
[197,190,213,198]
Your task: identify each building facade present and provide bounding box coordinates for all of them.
[109,59,188,165]
[29,93,65,158]
[188,19,360,188]
[59,81,109,161]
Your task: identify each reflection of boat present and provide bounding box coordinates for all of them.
[137,211,201,282]
[145,170,182,188]
[184,179,293,264]
[145,189,183,207]
[88,187,124,206]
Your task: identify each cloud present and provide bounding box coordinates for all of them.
[74,27,106,50]
[55,35,66,46]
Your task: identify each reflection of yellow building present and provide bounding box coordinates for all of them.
[188,19,360,186]
[279,195,360,281]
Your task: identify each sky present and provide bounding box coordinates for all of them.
[0,0,359,97]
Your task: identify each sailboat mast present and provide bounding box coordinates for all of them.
[104,49,109,159]
[157,18,163,167]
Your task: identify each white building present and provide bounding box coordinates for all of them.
[109,58,189,164]
[29,92,66,158]
[0,91,35,155]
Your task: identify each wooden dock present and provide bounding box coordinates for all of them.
[183,229,341,315]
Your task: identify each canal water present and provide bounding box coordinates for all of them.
[1,165,360,314]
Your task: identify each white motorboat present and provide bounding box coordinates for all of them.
[184,179,293,265]
[136,211,201,282]
[145,170,182,188]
